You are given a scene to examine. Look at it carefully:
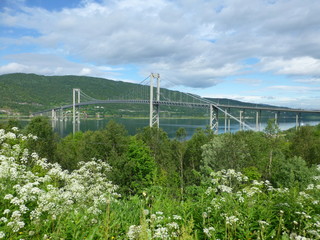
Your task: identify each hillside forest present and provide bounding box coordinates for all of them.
[2,73,315,121]
[1,117,320,239]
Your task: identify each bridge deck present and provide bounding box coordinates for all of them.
[33,99,320,115]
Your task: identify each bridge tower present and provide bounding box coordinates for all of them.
[296,112,302,130]
[149,73,160,128]
[209,104,219,134]
[51,109,57,121]
[73,88,81,134]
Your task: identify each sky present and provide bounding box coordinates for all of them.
[1,0,320,109]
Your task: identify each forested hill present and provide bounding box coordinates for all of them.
[0,73,140,115]
[0,73,281,116]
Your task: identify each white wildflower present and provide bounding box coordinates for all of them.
[5,132,16,139]
[91,218,98,224]
[143,209,149,216]
[167,222,179,230]
[258,220,269,229]
[3,209,10,214]
[306,184,314,190]
[12,210,21,219]
[218,184,233,193]
[11,127,19,132]
[4,194,13,200]
[226,215,239,225]
[127,225,141,240]
[153,227,169,239]
[204,227,215,238]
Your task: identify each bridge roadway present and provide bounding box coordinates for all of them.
[33,99,320,115]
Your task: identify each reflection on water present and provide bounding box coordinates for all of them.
[1,116,319,139]
[51,118,320,139]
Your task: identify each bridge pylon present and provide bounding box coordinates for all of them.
[296,112,302,130]
[73,88,81,134]
[149,73,160,128]
[209,104,219,134]
[51,109,57,121]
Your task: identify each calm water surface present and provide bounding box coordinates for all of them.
[2,117,319,139]
[51,117,320,138]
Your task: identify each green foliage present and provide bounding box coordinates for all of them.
[55,120,129,171]
[0,128,120,239]
[271,156,317,189]
[104,120,129,155]
[79,130,113,163]
[136,127,179,191]
[264,118,281,137]
[172,132,188,198]
[55,131,84,170]
[112,137,156,195]
[24,116,56,160]
[242,166,262,181]
[0,73,146,115]
[288,125,320,165]
[201,133,250,174]
[175,127,187,141]
[183,128,212,185]
[2,124,320,239]
[234,131,270,171]
[1,73,305,120]
[2,119,22,131]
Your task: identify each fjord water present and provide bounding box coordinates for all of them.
[51,117,320,138]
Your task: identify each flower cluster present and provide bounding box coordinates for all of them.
[0,128,120,237]
[205,169,248,196]
[202,168,320,239]
[127,211,183,239]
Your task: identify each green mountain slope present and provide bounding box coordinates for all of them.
[0,73,144,115]
[0,73,304,119]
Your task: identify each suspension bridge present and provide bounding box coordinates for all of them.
[33,73,320,134]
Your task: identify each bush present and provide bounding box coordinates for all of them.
[271,156,317,189]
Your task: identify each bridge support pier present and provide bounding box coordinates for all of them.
[296,113,302,130]
[210,104,219,134]
[51,109,57,121]
[256,111,259,131]
[275,111,280,126]
[73,88,81,135]
[239,110,244,131]
[59,108,64,121]
[224,109,227,133]
[224,108,231,133]
[255,110,262,131]
[149,73,160,128]
[227,108,231,132]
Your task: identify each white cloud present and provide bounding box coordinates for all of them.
[262,57,320,75]
[1,0,320,89]
[268,85,320,92]
[79,67,92,75]
[0,53,122,78]
[0,62,29,73]
[203,93,320,109]
[294,78,320,84]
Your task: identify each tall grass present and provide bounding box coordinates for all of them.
[1,128,320,239]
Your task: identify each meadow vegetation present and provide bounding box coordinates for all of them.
[1,117,320,239]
